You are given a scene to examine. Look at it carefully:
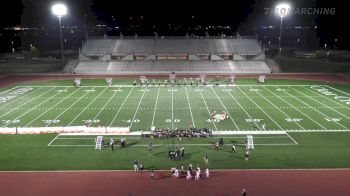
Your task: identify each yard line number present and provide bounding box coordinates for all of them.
[42,120,60,124]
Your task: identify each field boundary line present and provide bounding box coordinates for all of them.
[56,136,291,140]
[47,134,60,146]
[17,84,326,88]
[211,87,240,130]
[198,88,218,131]
[88,87,122,127]
[48,143,296,147]
[130,87,148,129]
[25,88,81,127]
[108,87,134,127]
[253,86,305,130]
[67,87,108,126]
[223,86,262,130]
[184,86,196,128]
[2,168,350,172]
[262,86,327,130]
[286,129,350,132]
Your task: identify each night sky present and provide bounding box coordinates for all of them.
[0,0,349,49]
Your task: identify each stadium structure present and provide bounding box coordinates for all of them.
[75,36,270,74]
[2,2,350,196]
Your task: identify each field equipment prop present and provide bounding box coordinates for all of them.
[140,76,148,85]
[246,135,254,149]
[258,75,266,83]
[95,136,103,150]
[73,78,81,87]
[106,78,113,87]
[228,75,236,84]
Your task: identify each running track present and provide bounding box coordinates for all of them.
[1,170,350,196]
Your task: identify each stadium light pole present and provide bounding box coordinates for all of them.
[276,3,290,56]
[52,3,67,65]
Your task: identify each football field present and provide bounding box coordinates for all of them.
[1,80,349,132]
[1,78,350,170]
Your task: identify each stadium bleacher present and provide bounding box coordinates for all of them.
[75,37,270,74]
[75,60,270,74]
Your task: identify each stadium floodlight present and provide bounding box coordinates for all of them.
[276,3,290,17]
[51,3,67,65]
[52,3,67,17]
[275,3,291,56]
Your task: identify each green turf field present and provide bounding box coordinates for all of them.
[0,78,350,170]
[1,79,349,131]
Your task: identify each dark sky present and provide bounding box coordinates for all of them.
[0,0,348,49]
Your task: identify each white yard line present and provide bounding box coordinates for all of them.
[0,88,41,109]
[47,134,60,146]
[87,87,122,127]
[282,87,349,130]
[5,87,70,127]
[263,86,327,130]
[129,87,147,129]
[47,89,91,127]
[198,88,218,131]
[25,88,81,127]
[171,87,174,130]
[253,86,305,130]
[184,86,196,128]
[223,86,262,130]
[1,88,59,127]
[0,87,48,119]
[151,87,160,128]
[236,86,285,130]
[108,87,134,127]
[0,86,18,95]
[285,132,299,144]
[291,87,350,121]
[67,87,108,126]
[210,87,240,131]
[326,85,350,97]
[303,86,350,110]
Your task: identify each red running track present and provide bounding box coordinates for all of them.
[1,170,350,196]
